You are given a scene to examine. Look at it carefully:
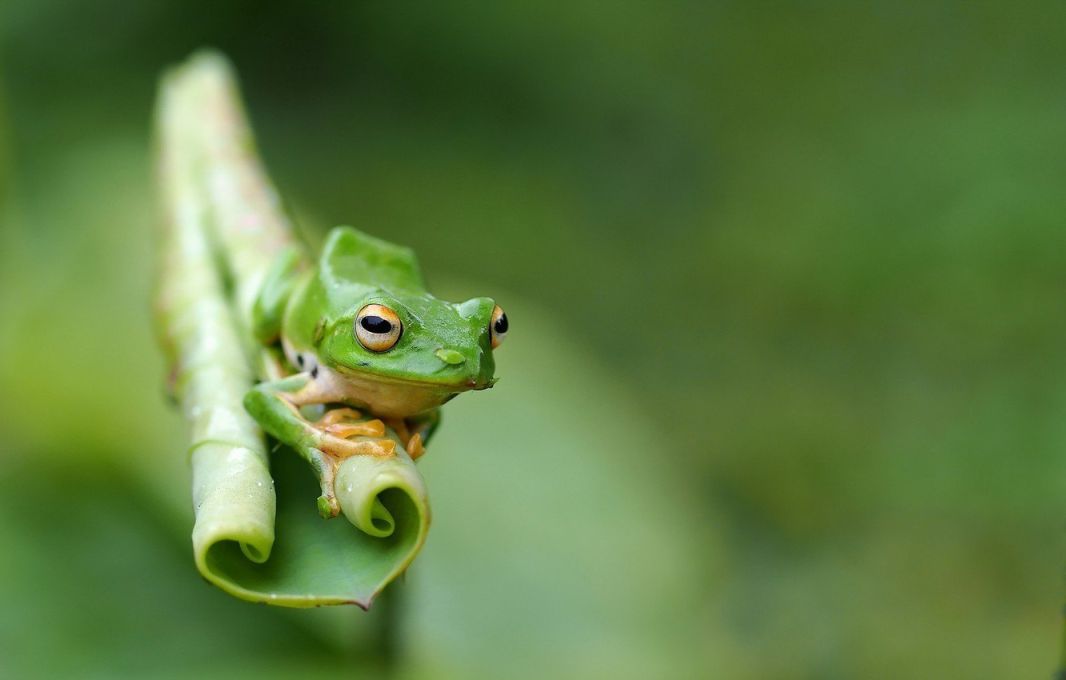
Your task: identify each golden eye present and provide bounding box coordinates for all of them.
[490,304,508,349]
[355,304,403,352]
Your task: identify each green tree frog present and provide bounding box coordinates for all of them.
[243,226,507,517]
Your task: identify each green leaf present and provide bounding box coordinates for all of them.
[192,443,428,608]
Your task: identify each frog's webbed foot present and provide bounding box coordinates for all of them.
[312,408,394,458]
[407,433,425,460]
[308,408,396,518]
[279,398,395,459]
[313,430,396,459]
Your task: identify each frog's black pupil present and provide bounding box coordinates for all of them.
[360,315,392,334]
[494,313,509,334]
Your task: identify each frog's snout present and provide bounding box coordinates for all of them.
[434,348,466,366]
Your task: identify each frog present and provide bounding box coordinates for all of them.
[243,226,508,517]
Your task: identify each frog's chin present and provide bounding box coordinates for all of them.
[326,364,479,418]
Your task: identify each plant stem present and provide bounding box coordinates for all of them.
[155,58,276,566]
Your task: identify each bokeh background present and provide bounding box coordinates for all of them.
[2,2,1066,678]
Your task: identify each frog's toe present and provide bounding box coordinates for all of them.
[408,433,425,460]
[317,494,340,519]
[323,419,386,439]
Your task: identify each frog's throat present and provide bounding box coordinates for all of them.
[319,363,474,418]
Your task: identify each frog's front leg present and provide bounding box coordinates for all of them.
[243,374,396,517]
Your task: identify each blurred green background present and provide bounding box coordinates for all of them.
[2,2,1066,678]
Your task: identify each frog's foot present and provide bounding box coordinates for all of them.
[407,433,425,460]
[313,409,393,458]
[307,434,395,519]
[323,420,386,439]
[301,406,400,518]
[314,431,396,459]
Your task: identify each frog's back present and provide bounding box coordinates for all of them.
[320,226,425,293]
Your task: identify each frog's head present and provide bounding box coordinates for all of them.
[316,292,506,416]
[309,227,507,417]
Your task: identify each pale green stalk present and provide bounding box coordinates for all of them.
[155,52,429,608]
[174,55,292,342]
[156,66,276,569]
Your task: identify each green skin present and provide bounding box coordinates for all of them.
[243,226,502,517]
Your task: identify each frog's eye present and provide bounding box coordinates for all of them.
[355,304,403,352]
[490,304,508,349]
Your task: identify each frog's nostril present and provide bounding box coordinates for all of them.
[434,348,466,365]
